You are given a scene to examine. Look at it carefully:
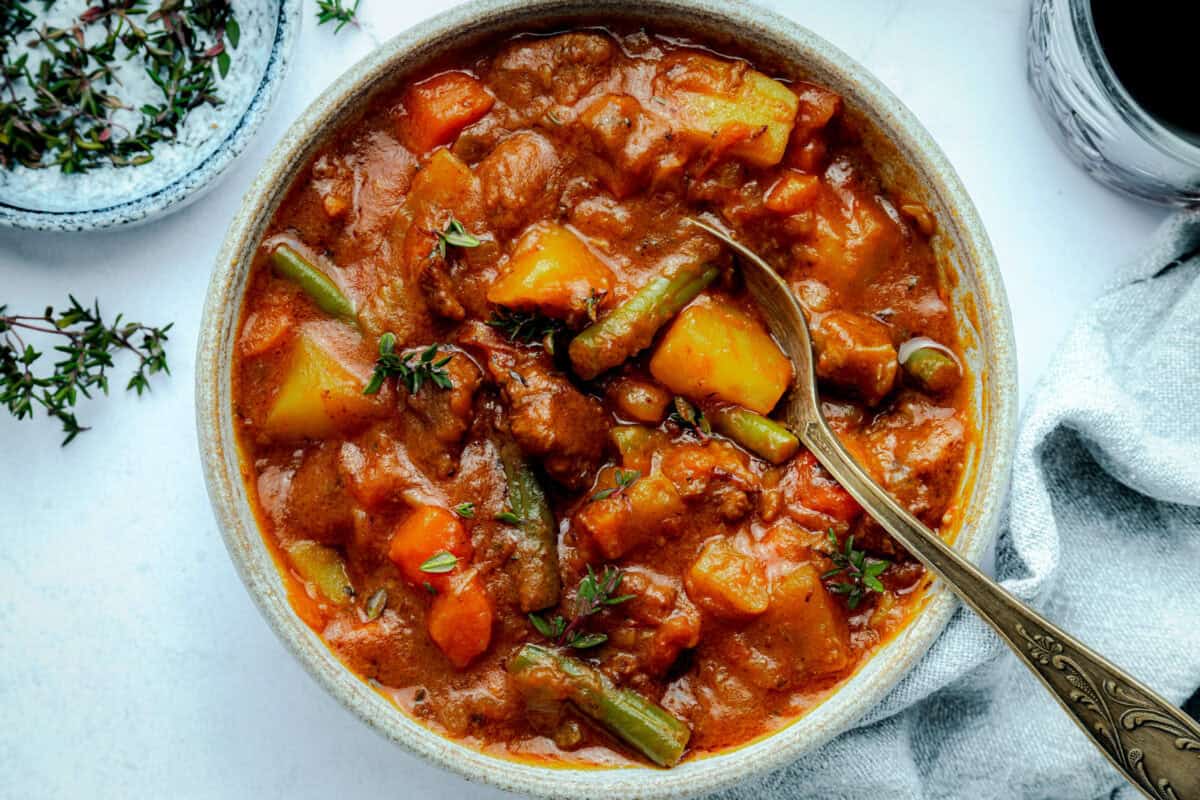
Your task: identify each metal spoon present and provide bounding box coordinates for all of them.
[687,217,1200,800]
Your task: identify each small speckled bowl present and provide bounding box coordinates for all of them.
[0,0,300,232]
[197,1,1018,797]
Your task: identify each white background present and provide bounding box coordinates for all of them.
[0,1,1169,797]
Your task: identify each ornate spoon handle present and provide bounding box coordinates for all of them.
[801,418,1200,800]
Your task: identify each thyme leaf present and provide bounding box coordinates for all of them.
[486,307,565,348]
[364,588,388,621]
[419,551,458,575]
[668,396,711,439]
[434,218,481,258]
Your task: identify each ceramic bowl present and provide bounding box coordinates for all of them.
[0,0,301,232]
[197,1,1018,796]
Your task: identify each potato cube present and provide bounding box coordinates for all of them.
[760,563,851,681]
[765,171,821,215]
[686,538,769,619]
[575,471,683,559]
[649,299,792,415]
[264,328,381,439]
[658,53,799,168]
[487,223,614,320]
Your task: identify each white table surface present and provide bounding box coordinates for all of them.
[0,1,1170,797]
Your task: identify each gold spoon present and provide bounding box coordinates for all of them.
[687,217,1200,800]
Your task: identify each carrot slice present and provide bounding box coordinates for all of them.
[399,72,495,154]
[387,506,473,591]
[428,570,493,668]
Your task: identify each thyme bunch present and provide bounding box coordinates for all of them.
[0,0,240,173]
[0,296,172,445]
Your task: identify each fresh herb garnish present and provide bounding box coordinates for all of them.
[364,336,453,395]
[315,0,361,33]
[584,290,605,322]
[453,502,475,519]
[433,218,481,258]
[0,296,171,445]
[494,509,522,525]
[486,307,564,349]
[821,529,889,610]
[528,565,634,650]
[0,0,240,173]
[364,587,388,621]
[591,468,640,502]
[419,551,458,574]
[668,396,710,439]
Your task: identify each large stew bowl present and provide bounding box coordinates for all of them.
[196,0,1017,796]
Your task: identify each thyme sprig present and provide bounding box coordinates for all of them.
[821,529,889,610]
[591,468,640,502]
[0,0,240,173]
[315,0,360,33]
[0,296,171,445]
[486,307,564,351]
[363,335,453,396]
[528,565,634,650]
[668,396,710,440]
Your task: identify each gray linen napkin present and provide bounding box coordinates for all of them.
[717,210,1200,800]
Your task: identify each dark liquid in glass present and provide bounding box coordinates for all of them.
[1090,1,1200,141]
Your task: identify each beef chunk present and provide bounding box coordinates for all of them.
[276,442,355,546]
[460,322,608,488]
[477,132,562,234]
[659,439,760,522]
[811,309,898,406]
[489,32,616,108]
[577,93,684,197]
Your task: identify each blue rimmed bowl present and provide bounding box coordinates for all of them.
[0,0,300,232]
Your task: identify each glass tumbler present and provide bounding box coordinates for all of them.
[1027,0,1200,205]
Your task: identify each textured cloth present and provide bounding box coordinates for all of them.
[717,210,1200,800]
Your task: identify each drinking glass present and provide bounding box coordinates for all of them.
[1027,0,1200,205]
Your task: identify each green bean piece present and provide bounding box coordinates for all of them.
[498,441,561,612]
[568,262,720,380]
[285,541,354,605]
[710,406,800,464]
[270,243,357,324]
[902,346,960,393]
[508,644,691,767]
